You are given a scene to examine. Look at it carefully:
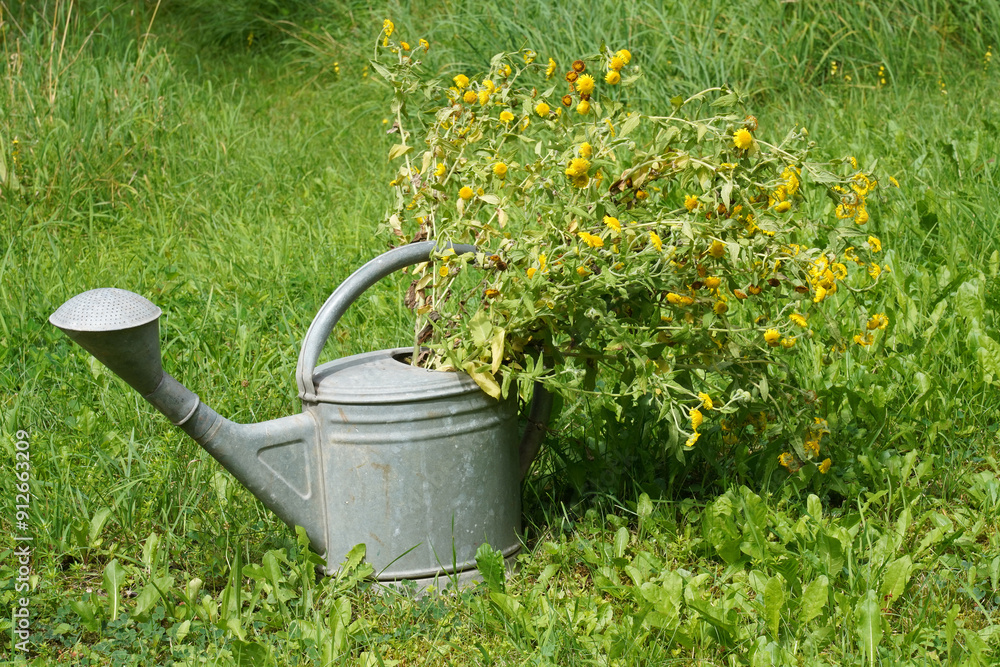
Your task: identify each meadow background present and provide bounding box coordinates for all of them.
[2,0,1000,664]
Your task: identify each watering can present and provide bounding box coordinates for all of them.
[50,242,551,584]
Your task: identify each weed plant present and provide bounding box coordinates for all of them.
[1,0,1000,664]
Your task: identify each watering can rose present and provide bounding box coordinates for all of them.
[374,25,897,475]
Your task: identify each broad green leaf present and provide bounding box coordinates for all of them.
[620,114,641,137]
[764,576,784,638]
[102,559,126,621]
[131,583,162,619]
[807,494,822,522]
[175,619,191,643]
[854,590,883,666]
[469,309,493,346]
[331,596,352,654]
[800,576,828,624]
[142,532,159,573]
[89,507,113,545]
[637,493,653,521]
[475,543,506,593]
[955,279,982,320]
[388,143,413,161]
[614,526,630,558]
[879,555,912,607]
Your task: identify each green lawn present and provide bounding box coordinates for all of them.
[2,1,1000,664]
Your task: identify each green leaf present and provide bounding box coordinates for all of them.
[614,527,630,558]
[620,114,641,137]
[469,309,494,347]
[854,590,883,666]
[475,543,506,593]
[330,596,352,654]
[637,493,653,521]
[763,576,784,638]
[142,532,159,572]
[879,555,912,607]
[806,494,822,522]
[800,576,828,624]
[89,507,113,545]
[388,143,413,161]
[103,559,126,621]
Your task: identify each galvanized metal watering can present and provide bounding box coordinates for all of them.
[50,242,551,584]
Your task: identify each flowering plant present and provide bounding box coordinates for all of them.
[373,21,894,475]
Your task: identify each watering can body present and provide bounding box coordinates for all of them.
[50,242,549,582]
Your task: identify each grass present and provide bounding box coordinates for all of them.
[2,0,1000,663]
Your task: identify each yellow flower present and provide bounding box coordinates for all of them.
[778,452,795,468]
[698,392,714,410]
[855,207,869,225]
[499,64,512,77]
[780,336,796,348]
[616,49,632,64]
[704,276,721,289]
[868,263,881,279]
[764,329,781,347]
[684,431,700,448]
[478,89,490,105]
[459,186,474,200]
[813,285,828,303]
[576,74,596,96]
[546,58,557,79]
[818,458,832,474]
[667,292,694,305]
[691,408,704,431]
[572,60,586,72]
[685,194,699,211]
[789,313,808,327]
[482,79,496,93]
[579,142,593,158]
[439,265,449,277]
[463,90,477,104]
[576,266,590,276]
[605,70,621,85]
[383,19,395,38]
[854,332,874,346]
[578,231,604,248]
[527,267,537,278]
[775,200,792,213]
[565,157,591,178]
[867,313,889,330]
[400,41,410,51]
[493,162,508,178]
[650,231,662,251]
[576,99,591,115]
[868,236,882,252]
[535,101,550,117]
[610,55,625,71]
[453,74,469,89]
[499,110,515,124]
[804,438,820,458]
[733,128,753,150]
[523,49,536,64]
[603,216,621,233]
[709,240,726,259]
[889,176,900,188]
[435,162,446,178]
[714,301,728,315]
[419,38,429,51]
[636,190,648,201]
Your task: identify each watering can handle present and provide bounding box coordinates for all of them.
[295,241,552,477]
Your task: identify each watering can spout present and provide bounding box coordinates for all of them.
[49,289,327,555]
